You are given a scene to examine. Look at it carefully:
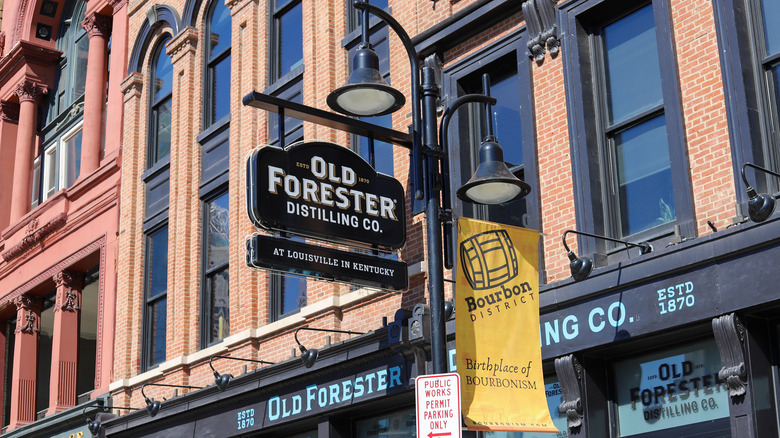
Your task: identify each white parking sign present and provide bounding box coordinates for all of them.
[415,373,462,438]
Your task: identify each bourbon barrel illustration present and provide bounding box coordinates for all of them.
[460,230,519,290]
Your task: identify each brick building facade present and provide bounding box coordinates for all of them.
[0,0,774,436]
[0,0,129,435]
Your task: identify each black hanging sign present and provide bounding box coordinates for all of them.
[247,142,406,250]
[247,235,408,291]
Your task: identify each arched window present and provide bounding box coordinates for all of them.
[149,36,173,167]
[205,0,231,127]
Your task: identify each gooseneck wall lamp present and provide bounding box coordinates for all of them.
[141,382,204,417]
[741,162,780,222]
[562,230,652,281]
[209,355,275,391]
[294,327,366,368]
[83,400,141,436]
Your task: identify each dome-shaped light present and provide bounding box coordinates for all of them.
[300,346,319,369]
[747,187,776,222]
[145,398,162,417]
[327,45,405,117]
[457,138,531,205]
[567,251,593,281]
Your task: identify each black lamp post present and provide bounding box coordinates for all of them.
[326,0,530,375]
[245,0,531,376]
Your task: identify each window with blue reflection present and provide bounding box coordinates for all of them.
[601,4,674,237]
[603,5,662,124]
[205,192,230,345]
[150,36,173,166]
[145,226,169,367]
[273,0,303,81]
[206,0,231,126]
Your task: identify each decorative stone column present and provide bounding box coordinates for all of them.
[0,102,20,230]
[8,294,42,428]
[80,13,112,176]
[48,271,84,414]
[9,80,46,222]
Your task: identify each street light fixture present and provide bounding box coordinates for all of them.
[141,382,204,417]
[248,0,533,376]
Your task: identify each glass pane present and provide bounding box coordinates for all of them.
[78,267,99,397]
[359,114,394,176]
[603,4,663,124]
[65,129,82,187]
[355,408,416,437]
[771,62,780,119]
[147,227,169,298]
[153,37,173,102]
[207,192,230,267]
[356,0,388,27]
[154,97,172,162]
[209,0,231,59]
[36,295,55,415]
[761,0,780,56]
[614,114,675,236]
[490,73,523,167]
[614,340,727,436]
[210,55,231,123]
[208,269,230,343]
[279,1,303,76]
[149,296,167,366]
[31,158,41,207]
[276,0,295,9]
[282,274,306,315]
[483,380,566,437]
[45,147,58,198]
[74,34,89,99]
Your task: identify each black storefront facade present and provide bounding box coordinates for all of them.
[100,216,780,437]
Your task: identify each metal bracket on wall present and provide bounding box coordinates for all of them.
[712,313,748,397]
[555,354,584,429]
[523,0,560,64]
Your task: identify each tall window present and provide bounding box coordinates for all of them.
[2,318,15,428]
[205,0,231,127]
[36,294,55,417]
[444,36,537,230]
[77,267,99,398]
[561,0,692,257]
[143,226,168,369]
[599,5,673,237]
[149,36,173,167]
[755,0,780,175]
[714,0,780,198]
[459,63,528,228]
[203,193,229,345]
[33,0,88,207]
[270,0,303,82]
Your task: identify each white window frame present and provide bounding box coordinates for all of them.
[39,122,83,203]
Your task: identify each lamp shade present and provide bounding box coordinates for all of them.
[457,138,531,205]
[327,46,405,117]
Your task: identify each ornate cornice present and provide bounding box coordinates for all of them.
[14,79,47,103]
[120,72,143,98]
[82,13,113,39]
[109,0,129,14]
[167,26,198,63]
[1,213,67,262]
[54,270,84,313]
[523,0,560,64]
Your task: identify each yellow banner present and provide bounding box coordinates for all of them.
[456,217,557,432]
